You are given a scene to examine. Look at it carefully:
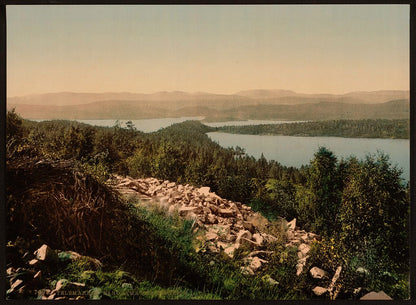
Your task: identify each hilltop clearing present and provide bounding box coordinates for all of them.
[6,111,409,300]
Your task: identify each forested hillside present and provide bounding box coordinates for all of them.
[218,119,410,139]
[6,110,409,300]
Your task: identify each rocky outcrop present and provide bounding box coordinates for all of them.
[6,244,103,300]
[110,176,321,278]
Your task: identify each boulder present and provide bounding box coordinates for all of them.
[236,230,252,244]
[287,218,296,230]
[360,291,393,300]
[240,237,258,249]
[54,279,85,293]
[208,204,219,214]
[218,208,234,217]
[248,256,267,272]
[54,279,69,292]
[167,182,176,188]
[6,267,15,275]
[286,230,295,240]
[198,187,211,196]
[224,245,239,258]
[328,266,342,291]
[178,206,198,217]
[310,267,328,279]
[28,259,41,268]
[225,234,237,242]
[10,279,24,290]
[296,256,309,276]
[206,213,218,224]
[298,243,311,256]
[252,233,264,246]
[47,293,56,300]
[34,244,58,263]
[312,286,328,296]
[205,231,218,241]
[33,270,42,280]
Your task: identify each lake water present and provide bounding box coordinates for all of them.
[74,118,305,131]
[207,132,410,181]
[203,120,307,127]
[31,118,410,180]
[75,117,205,133]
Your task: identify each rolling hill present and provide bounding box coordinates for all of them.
[7,90,409,121]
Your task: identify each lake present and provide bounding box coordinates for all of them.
[32,118,409,181]
[75,117,205,133]
[207,132,410,181]
[203,120,307,127]
[74,118,305,132]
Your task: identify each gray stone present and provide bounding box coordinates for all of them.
[6,267,15,275]
[328,266,342,292]
[312,286,328,296]
[287,218,296,230]
[54,279,69,291]
[298,243,311,256]
[248,256,267,272]
[360,291,393,300]
[310,267,328,279]
[236,230,252,244]
[10,279,24,290]
[34,244,58,263]
[224,244,239,258]
[198,187,211,196]
[252,233,264,246]
[218,208,234,217]
[207,213,217,224]
[178,206,198,216]
[205,231,218,241]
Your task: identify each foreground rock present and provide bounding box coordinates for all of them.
[110,176,320,278]
[360,291,393,300]
[6,244,103,300]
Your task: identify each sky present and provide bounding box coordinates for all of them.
[7,4,410,97]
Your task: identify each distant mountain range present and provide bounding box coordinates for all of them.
[7,90,409,121]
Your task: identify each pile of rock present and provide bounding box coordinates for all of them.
[111,176,320,276]
[6,244,102,300]
[283,218,320,275]
[310,266,342,299]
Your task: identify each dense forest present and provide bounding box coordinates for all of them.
[218,119,410,139]
[6,110,410,300]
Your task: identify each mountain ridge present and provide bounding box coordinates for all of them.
[8,89,409,106]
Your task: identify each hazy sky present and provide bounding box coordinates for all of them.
[7,5,409,97]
